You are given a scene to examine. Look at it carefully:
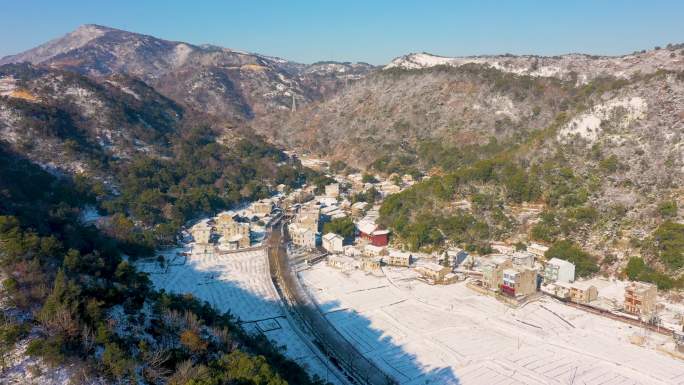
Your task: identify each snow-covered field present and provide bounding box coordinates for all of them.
[137,248,341,384]
[299,264,684,385]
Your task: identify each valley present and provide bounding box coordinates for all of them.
[0,20,683,385]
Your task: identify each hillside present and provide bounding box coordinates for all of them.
[0,24,376,121]
[386,45,684,83]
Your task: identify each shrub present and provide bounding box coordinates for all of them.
[658,200,678,218]
[545,240,598,277]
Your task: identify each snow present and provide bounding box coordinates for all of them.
[137,247,342,384]
[299,263,684,384]
[559,96,647,142]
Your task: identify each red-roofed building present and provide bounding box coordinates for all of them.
[357,219,389,246]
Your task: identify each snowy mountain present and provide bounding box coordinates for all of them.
[0,24,376,121]
[386,47,684,83]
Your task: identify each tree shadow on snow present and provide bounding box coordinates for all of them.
[139,249,460,385]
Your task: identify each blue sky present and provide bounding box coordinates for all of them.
[2,0,683,64]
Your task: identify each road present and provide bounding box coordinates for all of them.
[267,219,397,385]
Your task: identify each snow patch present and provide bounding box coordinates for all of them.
[559,97,647,142]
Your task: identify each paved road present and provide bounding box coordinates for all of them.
[267,220,396,385]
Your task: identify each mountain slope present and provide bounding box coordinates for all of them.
[386,45,684,83]
[0,24,376,121]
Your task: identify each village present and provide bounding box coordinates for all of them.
[150,155,684,384]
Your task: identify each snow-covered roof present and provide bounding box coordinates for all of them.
[547,258,575,268]
[357,220,377,235]
[323,232,343,241]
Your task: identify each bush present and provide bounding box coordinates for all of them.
[545,240,598,277]
[658,201,677,218]
[650,221,684,270]
[322,217,356,241]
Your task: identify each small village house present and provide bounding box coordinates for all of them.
[415,262,452,284]
[216,213,250,249]
[480,256,513,292]
[544,258,575,283]
[251,199,274,216]
[624,281,657,317]
[501,267,537,297]
[288,223,317,249]
[327,254,357,270]
[386,249,412,267]
[363,244,387,257]
[439,248,468,267]
[322,232,344,253]
[360,257,382,272]
[511,251,535,268]
[568,281,598,304]
[325,183,340,198]
[357,219,390,246]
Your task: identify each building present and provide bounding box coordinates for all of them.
[295,205,320,233]
[440,248,468,267]
[322,232,344,253]
[511,251,535,268]
[325,183,340,198]
[544,258,575,283]
[357,219,390,246]
[363,244,387,257]
[568,281,598,304]
[501,267,537,297]
[527,243,550,259]
[215,213,250,249]
[480,256,513,291]
[190,222,213,244]
[351,201,368,216]
[416,262,452,284]
[386,250,412,267]
[624,281,657,317]
[251,200,274,216]
[360,257,382,272]
[288,223,317,249]
[327,254,357,270]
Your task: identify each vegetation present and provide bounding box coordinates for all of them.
[623,257,682,290]
[646,221,684,270]
[322,217,356,241]
[0,144,324,384]
[544,240,599,278]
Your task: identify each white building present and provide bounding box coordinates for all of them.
[289,223,317,249]
[363,244,386,257]
[325,183,340,198]
[322,232,344,253]
[544,258,575,283]
[440,247,468,267]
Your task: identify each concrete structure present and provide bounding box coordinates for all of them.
[527,243,550,259]
[328,254,357,270]
[624,281,657,317]
[325,183,340,198]
[511,251,535,268]
[295,205,320,233]
[386,249,412,267]
[289,223,317,249]
[251,200,274,216]
[501,267,537,297]
[480,256,513,292]
[322,232,344,253]
[568,281,598,304]
[360,257,382,272]
[544,258,575,283]
[363,244,387,257]
[415,262,452,284]
[190,222,213,244]
[216,213,250,249]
